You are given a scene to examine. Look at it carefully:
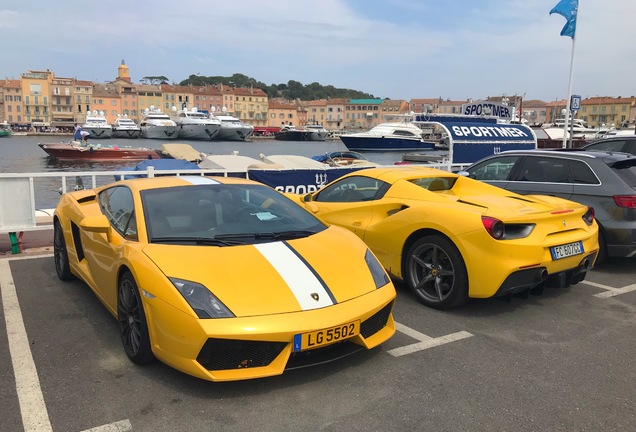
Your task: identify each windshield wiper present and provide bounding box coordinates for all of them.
[150,236,245,246]
[214,230,317,241]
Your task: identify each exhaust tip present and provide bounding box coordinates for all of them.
[540,269,548,281]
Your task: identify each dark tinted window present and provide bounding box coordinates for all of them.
[611,160,636,187]
[314,176,388,202]
[468,155,519,180]
[569,160,599,184]
[586,140,628,152]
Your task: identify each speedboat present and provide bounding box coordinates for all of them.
[213,114,254,141]
[112,114,141,139]
[140,106,179,140]
[311,151,377,167]
[339,122,435,151]
[174,108,222,140]
[82,111,113,139]
[38,141,158,160]
[274,124,328,141]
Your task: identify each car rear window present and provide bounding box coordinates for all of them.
[610,160,636,187]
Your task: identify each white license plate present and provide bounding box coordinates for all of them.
[550,241,584,260]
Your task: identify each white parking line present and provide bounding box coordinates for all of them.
[388,322,473,357]
[581,280,636,298]
[0,258,53,431]
[80,419,132,432]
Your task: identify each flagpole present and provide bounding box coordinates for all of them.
[562,35,577,148]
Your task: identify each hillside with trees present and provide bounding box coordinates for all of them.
[178,73,376,101]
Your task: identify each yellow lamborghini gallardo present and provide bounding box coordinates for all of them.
[53,176,395,381]
[290,166,599,309]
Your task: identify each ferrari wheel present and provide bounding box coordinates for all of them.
[405,235,468,309]
[118,272,154,364]
[53,219,74,281]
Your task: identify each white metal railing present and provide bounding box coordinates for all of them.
[0,162,467,235]
[0,167,249,234]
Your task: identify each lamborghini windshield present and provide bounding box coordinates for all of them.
[141,183,327,245]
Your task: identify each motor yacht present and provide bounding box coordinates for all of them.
[82,110,113,139]
[339,122,434,151]
[174,107,221,140]
[210,108,254,141]
[140,106,179,140]
[112,114,141,138]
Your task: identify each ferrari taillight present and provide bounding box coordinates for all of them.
[613,195,636,209]
[481,216,504,239]
[582,207,595,226]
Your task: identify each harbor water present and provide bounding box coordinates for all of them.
[0,135,437,209]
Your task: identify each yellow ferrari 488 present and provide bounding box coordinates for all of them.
[53,176,396,381]
[290,166,599,309]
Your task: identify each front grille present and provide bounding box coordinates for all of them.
[360,301,393,338]
[196,338,286,371]
[286,341,363,370]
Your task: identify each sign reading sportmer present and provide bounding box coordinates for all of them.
[461,101,512,121]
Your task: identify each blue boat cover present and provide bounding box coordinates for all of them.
[115,159,200,180]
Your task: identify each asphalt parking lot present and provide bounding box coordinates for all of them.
[1,255,635,432]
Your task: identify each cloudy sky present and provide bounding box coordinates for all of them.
[1,0,633,102]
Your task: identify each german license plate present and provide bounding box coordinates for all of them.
[550,241,584,260]
[293,321,360,352]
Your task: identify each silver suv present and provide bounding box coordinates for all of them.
[461,150,636,261]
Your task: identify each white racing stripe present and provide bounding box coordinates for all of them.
[255,242,334,310]
[180,176,220,185]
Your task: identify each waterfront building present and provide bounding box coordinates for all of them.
[50,76,74,130]
[437,99,466,115]
[268,99,298,127]
[546,96,636,128]
[345,99,383,130]
[325,98,346,131]
[108,62,139,121]
[233,87,268,128]
[136,84,163,120]
[409,98,441,114]
[379,99,409,123]
[305,99,327,126]
[0,79,23,125]
[160,84,194,116]
[218,84,236,115]
[73,79,93,125]
[91,84,121,123]
[21,70,54,128]
[518,99,548,125]
[192,85,223,114]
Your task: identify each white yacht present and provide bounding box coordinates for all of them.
[112,114,141,139]
[303,124,330,141]
[210,108,254,141]
[339,122,434,151]
[174,107,221,140]
[551,118,599,140]
[140,106,179,140]
[82,110,113,139]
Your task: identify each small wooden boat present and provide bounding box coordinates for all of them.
[38,141,158,160]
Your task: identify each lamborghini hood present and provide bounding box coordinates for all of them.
[142,227,381,317]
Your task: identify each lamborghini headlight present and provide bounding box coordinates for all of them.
[365,249,390,288]
[170,278,235,319]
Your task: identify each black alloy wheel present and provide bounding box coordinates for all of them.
[405,235,469,309]
[117,272,155,364]
[53,219,74,281]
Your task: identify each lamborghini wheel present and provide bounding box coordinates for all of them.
[53,219,74,281]
[118,272,154,364]
[405,235,469,309]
